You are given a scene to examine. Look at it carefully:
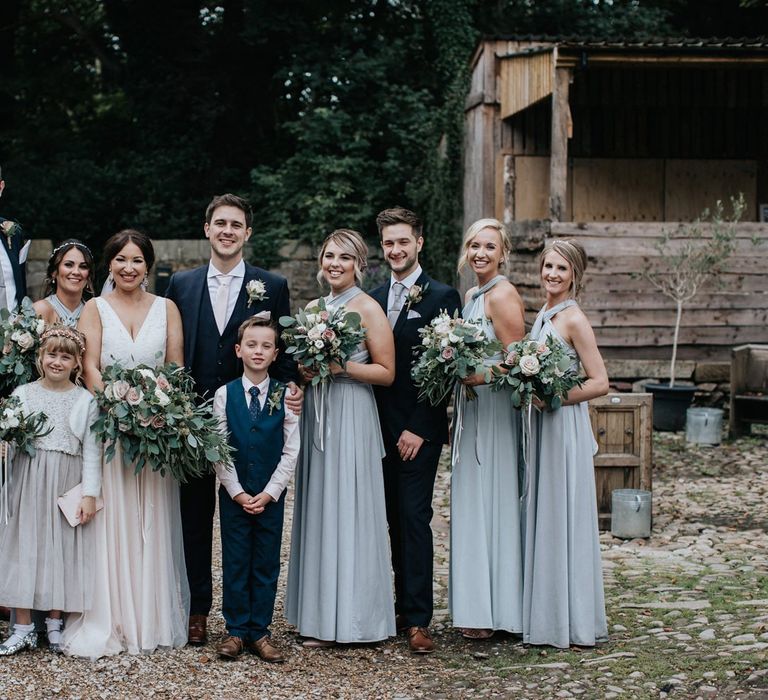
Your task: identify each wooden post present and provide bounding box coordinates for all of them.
[549,66,572,222]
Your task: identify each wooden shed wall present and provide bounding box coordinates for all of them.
[509,222,768,362]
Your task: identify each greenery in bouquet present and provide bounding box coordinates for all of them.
[0,394,52,457]
[490,334,583,410]
[411,310,502,406]
[279,297,366,386]
[92,362,234,483]
[0,298,46,395]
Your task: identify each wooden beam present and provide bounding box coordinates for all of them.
[549,65,571,221]
[557,52,768,69]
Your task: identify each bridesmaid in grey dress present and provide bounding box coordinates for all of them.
[285,229,396,646]
[33,240,95,327]
[449,219,526,640]
[523,239,609,648]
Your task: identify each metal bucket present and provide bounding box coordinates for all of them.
[686,407,724,445]
[611,489,652,539]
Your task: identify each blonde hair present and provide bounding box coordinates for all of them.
[539,239,588,299]
[36,325,85,385]
[457,218,511,274]
[316,229,369,287]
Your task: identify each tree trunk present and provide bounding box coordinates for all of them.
[669,300,683,387]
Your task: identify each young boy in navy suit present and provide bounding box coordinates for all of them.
[213,315,299,662]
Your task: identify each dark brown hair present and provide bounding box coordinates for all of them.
[103,229,155,272]
[205,194,253,230]
[40,239,96,299]
[375,206,423,238]
[237,315,279,344]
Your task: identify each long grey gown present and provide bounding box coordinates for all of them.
[285,285,395,643]
[449,275,523,632]
[522,299,607,648]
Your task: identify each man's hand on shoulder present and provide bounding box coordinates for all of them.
[285,381,304,415]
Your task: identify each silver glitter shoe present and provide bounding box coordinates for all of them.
[0,631,38,656]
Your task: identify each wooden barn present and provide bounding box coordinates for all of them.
[464,36,768,378]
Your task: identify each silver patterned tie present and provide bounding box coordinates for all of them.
[388,282,406,328]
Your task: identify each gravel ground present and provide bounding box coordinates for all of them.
[1,428,767,699]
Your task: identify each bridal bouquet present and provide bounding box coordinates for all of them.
[411,311,502,406]
[92,362,234,482]
[280,298,366,386]
[490,335,583,410]
[0,298,46,395]
[0,394,52,456]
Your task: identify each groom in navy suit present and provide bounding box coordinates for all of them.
[370,207,461,654]
[166,194,301,645]
[0,165,28,313]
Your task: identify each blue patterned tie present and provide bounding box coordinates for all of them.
[249,386,262,422]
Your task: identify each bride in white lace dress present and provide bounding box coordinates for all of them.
[62,230,189,657]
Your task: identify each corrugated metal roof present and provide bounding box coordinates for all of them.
[488,35,768,51]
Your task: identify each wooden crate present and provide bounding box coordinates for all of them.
[588,393,653,530]
[730,344,768,437]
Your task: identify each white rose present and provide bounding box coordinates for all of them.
[15,331,34,350]
[36,319,46,334]
[154,387,171,406]
[519,354,541,376]
[138,368,157,380]
[307,324,325,341]
[434,322,451,336]
[448,332,460,344]
[314,339,324,349]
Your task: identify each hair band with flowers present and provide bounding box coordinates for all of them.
[246,279,268,307]
[267,383,285,415]
[40,326,86,354]
[405,281,429,311]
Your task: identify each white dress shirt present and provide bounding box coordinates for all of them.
[387,264,423,314]
[213,374,300,502]
[0,243,17,311]
[207,260,245,328]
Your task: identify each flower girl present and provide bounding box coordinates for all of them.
[0,326,101,655]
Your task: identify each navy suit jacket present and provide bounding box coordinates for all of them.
[0,217,27,309]
[370,271,461,445]
[165,261,297,389]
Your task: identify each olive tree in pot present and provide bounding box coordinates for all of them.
[645,194,747,431]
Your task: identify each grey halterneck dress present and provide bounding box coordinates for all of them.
[522,299,607,648]
[449,275,523,632]
[285,285,395,643]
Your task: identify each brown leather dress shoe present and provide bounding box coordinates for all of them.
[248,635,285,663]
[216,635,245,659]
[408,626,435,654]
[188,615,207,646]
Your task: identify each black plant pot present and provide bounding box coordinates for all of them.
[646,382,697,431]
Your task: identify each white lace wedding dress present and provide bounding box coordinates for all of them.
[62,296,190,657]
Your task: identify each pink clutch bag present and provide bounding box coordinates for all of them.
[57,483,104,527]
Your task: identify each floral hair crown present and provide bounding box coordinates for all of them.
[40,326,86,354]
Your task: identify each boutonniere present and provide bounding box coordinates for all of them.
[406,281,429,311]
[1,221,16,250]
[267,384,285,415]
[246,279,268,307]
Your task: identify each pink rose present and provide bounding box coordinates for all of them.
[322,328,336,342]
[2,343,11,355]
[319,310,330,321]
[505,351,517,366]
[126,387,144,406]
[441,346,455,360]
[112,380,130,400]
[156,375,171,391]
[151,414,166,429]
[138,414,153,428]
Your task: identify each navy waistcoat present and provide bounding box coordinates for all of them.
[192,293,241,400]
[224,378,285,495]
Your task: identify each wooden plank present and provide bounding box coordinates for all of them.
[500,51,555,119]
[525,290,768,311]
[584,307,768,328]
[665,159,758,221]
[594,325,768,347]
[550,221,768,239]
[604,359,695,380]
[572,158,664,221]
[549,65,571,221]
[514,156,550,220]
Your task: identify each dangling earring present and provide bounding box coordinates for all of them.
[141,273,149,290]
[107,270,114,286]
